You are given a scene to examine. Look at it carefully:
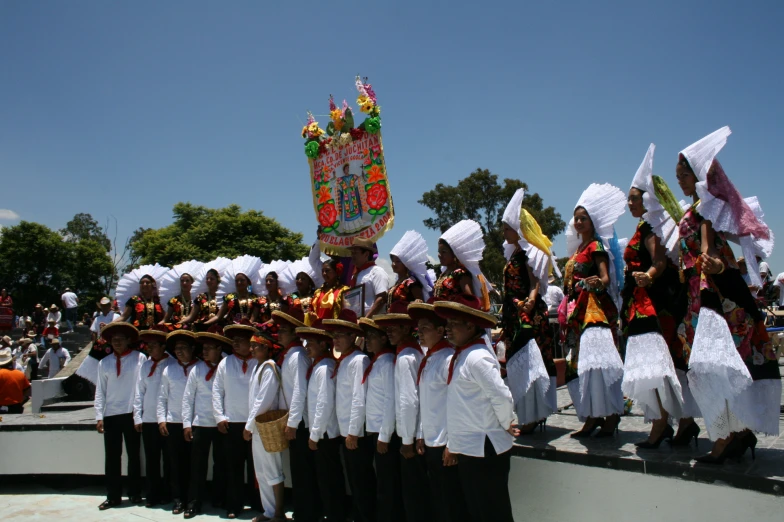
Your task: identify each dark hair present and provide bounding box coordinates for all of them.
[266,271,279,281]
[323,258,340,271]
[206,268,220,282]
[140,275,155,284]
[438,238,453,254]
[678,155,693,172]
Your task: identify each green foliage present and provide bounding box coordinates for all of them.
[419,169,566,286]
[60,213,111,251]
[128,203,310,267]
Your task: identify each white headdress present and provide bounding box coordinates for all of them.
[565,183,627,309]
[280,243,326,295]
[191,257,232,305]
[158,260,205,305]
[220,255,262,295]
[114,264,170,308]
[439,220,491,299]
[680,126,731,182]
[630,144,680,263]
[256,260,291,296]
[501,188,560,293]
[390,230,434,301]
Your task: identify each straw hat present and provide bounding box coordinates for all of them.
[196,331,233,352]
[350,237,377,253]
[358,317,386,335]
[0,348,12,366]
[294,324,334,344]
[139,325,168,344]
[100,322,140,343]
[272,309,306,329]
[433,295,497,329]
[166,329,198,349]
[322,309,363,335]
[223,323,257,340]
[407,302,446,326]
[373,300,416,327]
[49,304,59,312]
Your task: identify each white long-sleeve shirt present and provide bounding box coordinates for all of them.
[446,342,515,457]
[157,361,197,423]
[246,361,282,432]
[335,349,369,438]
[212,354,258,424]
[364,352,396,443]
[280,345,310,429]
[307,357,340,442]
[395,346,423,445]
[181,360,220,428]
[133,355,172,424]
[39,347,71,378]
[417,342,454,447]
[95,350,148,421]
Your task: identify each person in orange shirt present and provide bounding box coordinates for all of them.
[0,347,31,413]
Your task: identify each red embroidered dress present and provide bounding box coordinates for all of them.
[193,292,220,332]
[224,292,260,325]
[434,267,470,300]
[126,295,164,329]
[387,277,422,307]
[164,295,192,331]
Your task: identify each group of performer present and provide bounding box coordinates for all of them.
[89,125,780,520]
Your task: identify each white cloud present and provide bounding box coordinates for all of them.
[0,209,20,221]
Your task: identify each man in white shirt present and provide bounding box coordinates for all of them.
[213,324,258,519]
[183,331,231,518]
[358,316,403,522]
[375,302,430,522]
[298,323,345,522]
[61,288,79,333]
[133,328,172,508]
[323,310,375,522]
[349,237,389,317]
[94,322,147,511]
[46,304,62,327]
[272,309,319,522]
[543,277,565,309]
[409,302,470,522]
[773,273,784,309]
[90,298,119,343]
[434,296,518,522]
[158,330,199,515]
[38,337,71,378]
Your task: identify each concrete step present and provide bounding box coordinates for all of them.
[40,400,94,413]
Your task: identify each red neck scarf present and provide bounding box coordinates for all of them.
[178,359,197,377]
[395,340,423,364]
[332,346,357,378]
[447,339,481,384]
[351,261,376,287]
[362,349,394,384]
[277,341,300,368]
[115,349,134,377]
[234,352,252,374]
[307,353,333,380]
[147,353,169,377]
[204,360,218,382]
[417,339,451,385]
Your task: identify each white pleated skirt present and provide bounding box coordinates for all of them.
[506,339,555,425]
[567,327,625,421]
[622,332,684,423]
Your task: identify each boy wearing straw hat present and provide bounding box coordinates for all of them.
[157,330,199,515]
[272,309,319,522]
[133,328,172,507]
[95,322,147,510]
[182,329,232,518]
[244,332,286,522]
[323,309,375,522]
[213,324,258,519]
[374,301,430,522]
[434,296,518,522]
[298,322,345,522]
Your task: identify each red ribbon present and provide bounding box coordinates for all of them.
[234,352,252,374]
[395,341,423,365]
[147,353,169,378]
[447,341,477,385]
[417,339,451,385]
[350,261,376,288]
[115,349,133,377]
[332,346,357,379]
[178,359,197,377]
[205,361,218,382]
[362,349,394,384]
[277,341,298,368]
[306,354,333,380]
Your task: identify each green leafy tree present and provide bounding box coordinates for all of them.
[60,213,111,251]
[419,169,566,286]
[129,203,309,267]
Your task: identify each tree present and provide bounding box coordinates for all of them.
[129,203,310,267]
[60,213,111,251]
[419,169,566,286]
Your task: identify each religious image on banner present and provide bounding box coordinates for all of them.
[302,76,394,256]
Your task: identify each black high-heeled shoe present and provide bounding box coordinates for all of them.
[695,436,742,464]
[594,415,621,438]
[519,419,547,435]
[571,418,604,438]
[668,421,700,448]
[635,424,675,449]
[735,432,758,460]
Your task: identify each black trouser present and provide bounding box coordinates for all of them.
[399,440,431,522]
[4,404,24,414]
[457,437,514,522]
[314,436,346,522]
[188,426,226,508]
[367,432,403,522]
[103,413,142,502]
[142,422,170,502]
[288,421,319,522]
[223,422,254,513]
[28,361,39,380]
[340,434,377,522]
[425,445,470,522]
[166,423,191,502]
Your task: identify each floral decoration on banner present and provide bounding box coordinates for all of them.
[302,76,394,256]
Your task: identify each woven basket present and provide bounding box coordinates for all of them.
[255,409,289,453]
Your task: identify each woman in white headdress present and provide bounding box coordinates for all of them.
[255,260,291,324]
[675,126,780,463]
[116,264,170,329]
[620,145,693,448]
[501,188,559,433]
[204,255,263,326]
[561,183,626,438]
[158,260,204,331]
[388,230,433,306]
[181,257,231,332]
[280,244,324,318]
[435,220,492,311]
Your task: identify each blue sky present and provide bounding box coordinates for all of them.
[2,2,783,275]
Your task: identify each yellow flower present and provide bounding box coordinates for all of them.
[360,100,375,113]
[330,109,343,122]
[334,119,344,131]
[357,95,369,106]
[308,122,324,137]
[301,125,308,137]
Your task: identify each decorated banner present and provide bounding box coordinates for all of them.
[302,76,394,256]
